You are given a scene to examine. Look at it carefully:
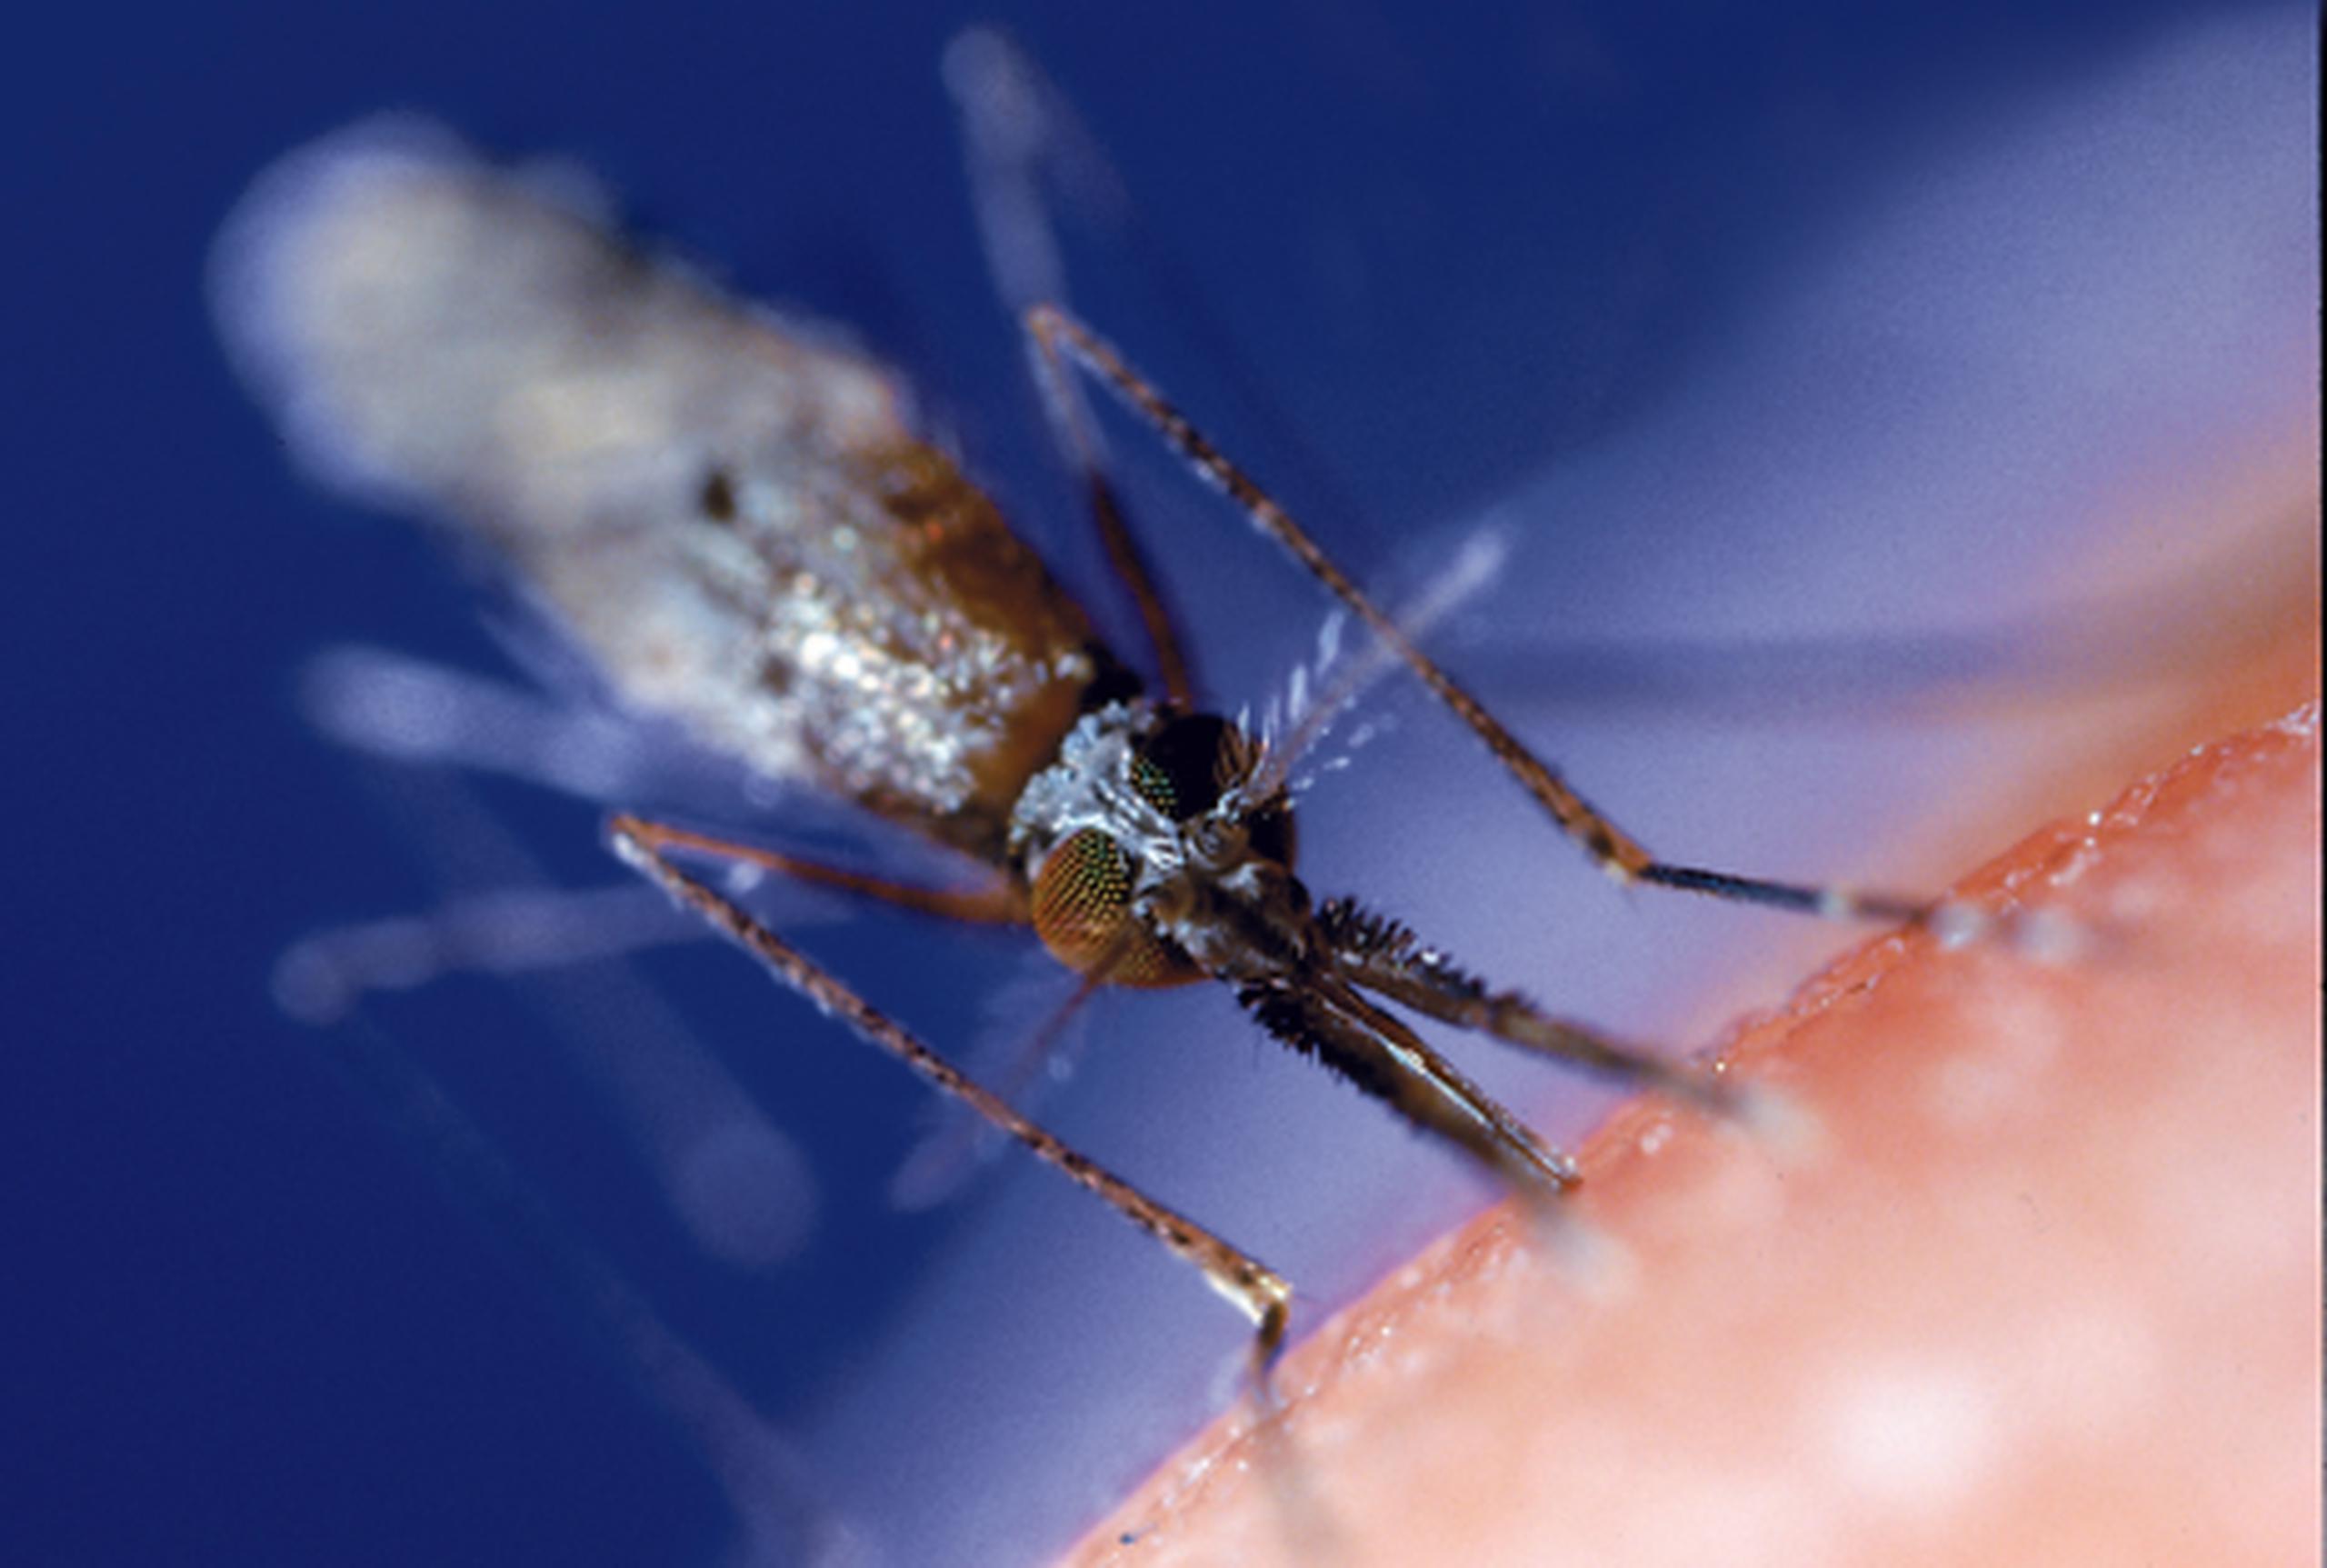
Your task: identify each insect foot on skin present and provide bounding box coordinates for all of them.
[212,116,2042,1391]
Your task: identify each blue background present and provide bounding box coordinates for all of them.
[8,3,2312,1565]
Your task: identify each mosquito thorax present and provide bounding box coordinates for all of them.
[1009,702,1304,989]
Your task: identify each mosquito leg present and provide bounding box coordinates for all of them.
[1315,896,1743,1116]
[947,28,1394,544]
[608,813,1295,1375]
[947,32,1196,706]
[1025,305,1647,858]
[611,816,1029,925]
[1027,304,1999,935]
[1039,354,1203,706]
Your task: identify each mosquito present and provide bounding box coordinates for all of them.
[212,107,2008,1386]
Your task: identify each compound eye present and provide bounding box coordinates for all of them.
[1131,714,1242,821]
[1133,714,1298,871]
[1030,828,1198,989]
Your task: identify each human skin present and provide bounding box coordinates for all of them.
[1058,696,2322,1567]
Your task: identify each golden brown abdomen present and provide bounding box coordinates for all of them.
[214,117,1113,857]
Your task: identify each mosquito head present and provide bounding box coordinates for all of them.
[1011,704,1304,989]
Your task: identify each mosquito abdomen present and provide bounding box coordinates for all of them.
[213,118,1113,857]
